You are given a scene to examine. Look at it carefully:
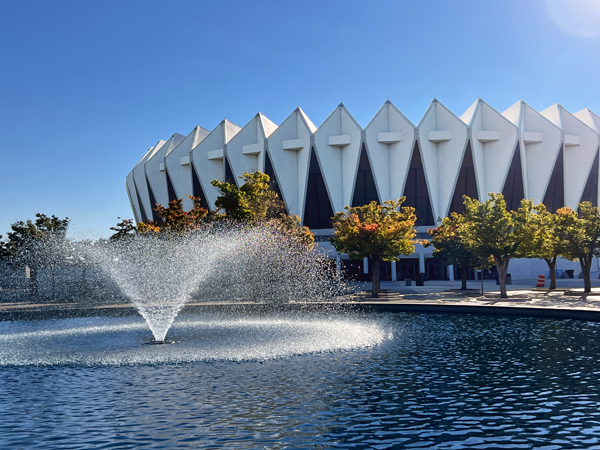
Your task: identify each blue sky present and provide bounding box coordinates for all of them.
[1,0,599,239]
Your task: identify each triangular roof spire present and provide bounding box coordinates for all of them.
[541,103,563,129]
[460,98,482,125]
[502,100,525,126]
[258,113,278,138]
[575,108,600,133]
[296,107,317,133]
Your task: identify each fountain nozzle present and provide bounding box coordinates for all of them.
[145,340,177,345]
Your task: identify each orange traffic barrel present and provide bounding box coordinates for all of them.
[536,274,545,287]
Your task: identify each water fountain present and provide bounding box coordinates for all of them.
[0,222,383,366]
[79,223,347,343]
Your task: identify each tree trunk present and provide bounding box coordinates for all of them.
[496,257,511,299]
[581,256,593,294]
[371,255,380,298]
[480,258,485,295]
[30,268,38,296]
[460,263,468,290]
[544,257,557,290]
[51,266,56,300]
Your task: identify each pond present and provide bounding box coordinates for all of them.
[1,311,599,449]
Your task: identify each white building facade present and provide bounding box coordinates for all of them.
[126,100,600,281]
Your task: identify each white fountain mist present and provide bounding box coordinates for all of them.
[82,224,345,342]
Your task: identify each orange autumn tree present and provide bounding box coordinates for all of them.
[330,198,417,298]
[111,196,208,239]
[150,196,208,234]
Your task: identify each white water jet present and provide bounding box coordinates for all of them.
[81,224,345,342]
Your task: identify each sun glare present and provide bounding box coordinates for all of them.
[545,0,600,38]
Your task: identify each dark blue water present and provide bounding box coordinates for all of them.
[2,312,600,449]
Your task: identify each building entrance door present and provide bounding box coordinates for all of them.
[397,258,419,281]
[425,258,447,280]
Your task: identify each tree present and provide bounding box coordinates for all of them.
[330,198,417,298]
[426,213,480,290]
[151,196,208,234]
[267,213,314,250]
[459,194,537,298]
[530,204,569,290]
[111,196,208,238]
[211,171,284,221]
[211,171,315,250]
[109,217,137,240]
[6,213,70,297]
[0,235,11,261]
[557,202,600,294]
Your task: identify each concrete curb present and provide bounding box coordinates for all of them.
[3,298,600,323]
[352,301,600,322]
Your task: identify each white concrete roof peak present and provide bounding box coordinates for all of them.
[469,98,518,130]
[169,126,210,158]
[135,143,161,167]
[417,98,465,128]
[164,133,187,157]
[460,98,482,126]
[562,106,599,134]
[502,100,525,126]
[541,104,564,129]
[222,119,242,143]
[256,113,278,138]
[339,103,363,128]
[296,107,318,133]
[142,140,169,165]
[365,100,415,130]
[574,108,600,133]
[318,103,363,130]
[543,103,598,134]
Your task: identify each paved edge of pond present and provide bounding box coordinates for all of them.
[2,295,600,322]
[351,300,600,322]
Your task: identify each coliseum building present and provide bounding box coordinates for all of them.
[126,99,600,282]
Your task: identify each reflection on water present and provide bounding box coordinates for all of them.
[1,312,600,449]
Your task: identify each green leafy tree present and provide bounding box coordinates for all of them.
[330,198,417,298]
[0,235,11,261]
[6,213,70,297]
[426,213,480,290]
[109,217,137,240]
[211,171,284,221]
[459,193,538,298]
[267,213,315,250]
[530,204,570,290]
[211,171,315,250]
[557,202,600,294]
